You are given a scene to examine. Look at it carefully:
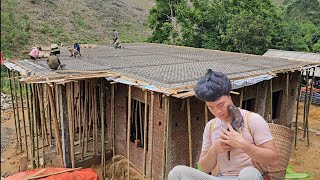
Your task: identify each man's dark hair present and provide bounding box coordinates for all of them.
[194,69,231,102]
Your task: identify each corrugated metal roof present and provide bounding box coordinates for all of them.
[8,43,319,89]
[263,49,320,62]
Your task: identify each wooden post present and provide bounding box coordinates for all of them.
[239,88,243,108]
[187,97,192,167]
[294,72,302,149]
[303,70,309,138]
[306,68,315,146]
[111,83,115,179]
[19,81,28,158]
[12,71,22,151]
[143,91,148,175]
[286,73,290,126]
[100,80,106,178]
[47,84,64,166]
[25,84,33,166]
[66,83,75,168]
[8,69,19,145]
[204,103,208,124]
[32,84,40,168]
[59,84,72,168]
[29,85,35,168]
[269,79,273,123]
[162,96,169,180]
[127,85,132,180]
[148,92,155,180]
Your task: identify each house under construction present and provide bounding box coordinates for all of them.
[3,43,320,180]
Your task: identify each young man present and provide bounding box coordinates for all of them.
[29,47,42,60]
[74,42,81,56]
[168,69,278,180]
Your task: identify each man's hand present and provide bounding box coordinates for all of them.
[209,140,233,154]
[219,123,248,149]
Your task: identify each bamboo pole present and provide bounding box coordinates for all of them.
[32,85,40,168]
[148,92,154,180]
[46,88,53,146]
[7,69,19,145]
[36,84,46,167]
[19,81,28,158]
[84,81,89,153]
[81,81,86,160]
[127,85,132,180]
[204,103,208,124]
[111,83,115,179]
[47,84,64,167]
[139,102,143,145]
[93,80,98,155]
[134,101,138,143]
[25,84,34,167]
[77,82,81,154]
[187,97,192,167]
[294,72,302,149]
[66,83,75,168]
[143,91,148,175]
[12,71,22,151]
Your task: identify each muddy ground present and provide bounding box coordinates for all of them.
[1,104,320,179]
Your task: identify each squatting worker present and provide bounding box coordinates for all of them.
[168,69,278,180]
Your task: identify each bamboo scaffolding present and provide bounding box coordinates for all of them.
[67,83,76,168]
[111,84,115,179]
[187,97,192,167]
[148,92,154,180]
[127,85,132,180]
[12,71,22,151]
[143,91,148,175]
[47,84,64,167]
[294,72,302,149]
[7,69,19,144]
[19,81,28,158]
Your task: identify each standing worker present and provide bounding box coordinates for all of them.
[112,30,119,44]
[29,47,42,60]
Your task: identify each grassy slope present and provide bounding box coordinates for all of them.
[1,0,155,58]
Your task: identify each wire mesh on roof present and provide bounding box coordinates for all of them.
[10,43,317,89]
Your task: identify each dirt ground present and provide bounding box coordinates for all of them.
[1,104,320,179]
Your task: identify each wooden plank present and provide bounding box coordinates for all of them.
[60,84,72,168]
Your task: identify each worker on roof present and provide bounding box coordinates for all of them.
[50,44,60,56]
[47,52,62,70]
[168,69,278,180]
[74,42,81,56]
[29,47,42,60]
